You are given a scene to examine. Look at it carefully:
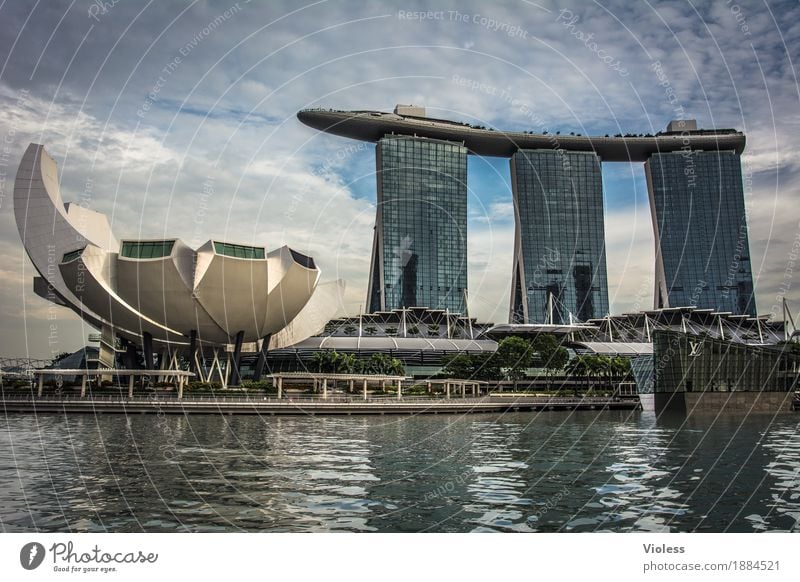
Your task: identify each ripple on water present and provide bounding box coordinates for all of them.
[1,412,798,532]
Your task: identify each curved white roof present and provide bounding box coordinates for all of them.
[14,143,337,348]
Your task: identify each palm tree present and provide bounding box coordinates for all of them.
[336,353,358,374]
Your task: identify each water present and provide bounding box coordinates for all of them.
[1,410,798,532]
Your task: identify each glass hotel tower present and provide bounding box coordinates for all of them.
[510,150,610,324]
[297,108,756,321]
[366,135,468,314]
[646,150,756,316]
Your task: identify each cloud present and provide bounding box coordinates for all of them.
[0,0,798,356]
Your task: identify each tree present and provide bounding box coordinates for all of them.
[442,353,475,378]
[495,336,534,389]
[472,352,502,381]
[343,325,357,336]
[565,355,590,395]
[335,353,358,374]
[442,352,502,381]
[364,326,378,336]
[612,357,631,379]
[390,357,405,376]
[365,353,402,375]
[311,350,339,373]
[533,334,569,388]
[407,325,420,336]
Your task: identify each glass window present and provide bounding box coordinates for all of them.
[120,240,175,259]
[213,242,266,259]
[61,248,86,263]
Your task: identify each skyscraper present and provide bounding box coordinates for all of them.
[510,149,609,323]
[646,149,756,316]
[299,108,751,321]
[366,134,468,313]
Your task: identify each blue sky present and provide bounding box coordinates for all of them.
[0,0,798,358]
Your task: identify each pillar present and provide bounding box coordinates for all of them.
[397,379,402,400]
[363,378,368,400]
[80,375,87,398]
[349,379,354,394]
[128,375,134,398]
[37,374,43,397]
[252,334,271,381]
[229,330,245,386]
[123,339,137,369]
[322,378,328,399]
[143,332,154,370]
[188,330,199,377]
[446,382,450,399]
[277,376,283,399]
[461,383,465,398]
[178,376,184,399]
[98,323,116,369]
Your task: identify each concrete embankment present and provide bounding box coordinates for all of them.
[0,395,640,416]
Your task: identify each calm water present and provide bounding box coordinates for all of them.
[1,410,799,532]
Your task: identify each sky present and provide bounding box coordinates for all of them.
[0,0,798,359]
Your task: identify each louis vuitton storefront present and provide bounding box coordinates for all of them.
[650,330,800,414]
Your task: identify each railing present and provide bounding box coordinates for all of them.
[0,393,633,405]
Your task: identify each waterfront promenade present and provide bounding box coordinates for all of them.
[0,394,639,415]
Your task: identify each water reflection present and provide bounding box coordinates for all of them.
[0,411,798,532]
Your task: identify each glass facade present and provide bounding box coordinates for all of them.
[120,240,175,259]
[630,355,655,394]
[646,150,756,316]
[213,242,266,259]
[510,150,609,323]
[61,248,85,263]
[367,135,468,313]
[653,330,800,393]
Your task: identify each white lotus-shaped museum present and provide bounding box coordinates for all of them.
[14,143,340,379]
